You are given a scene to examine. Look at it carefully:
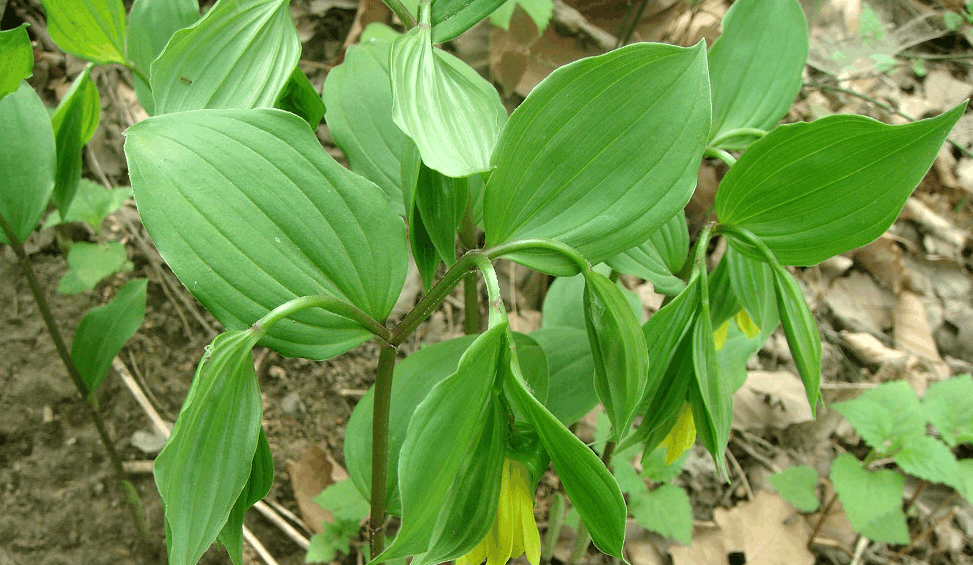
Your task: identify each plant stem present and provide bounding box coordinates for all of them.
[0,215,148,540]
[569,441,616,563]
[254,294,392,343]
[369,341,397,559]
[125,62,151,87]
[381,0,417,28]
[484,239,590,275]
[391,251,484,344]
[703,147,737,167]
[708,127,766,149]
[615,0,651,48]
[807,491,839,551]
[459,203,480,335]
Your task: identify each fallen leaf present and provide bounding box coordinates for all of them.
[839,331,906,367]
[715,490,815,565]
[825,271,896,334]
[732,371,815,431]
[895,290,949,384]
[286,443,349,533]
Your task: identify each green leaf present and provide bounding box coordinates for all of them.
[0,24,34,101]
[150,0,301,115]
[127,0,200,115]
[529,327,597,425]
[716,104,966,266]
[409,195,442,292]
[631,337,693,456]
[772,263,821,414]
[218,429,274,565]
[312,478,370,523]
[307,520,361,563]
[431,0,509,42]
[324,37,409,215]
[43,180,131,233]
[51,65,100,216]
[829,453,909,544]
[637,274,699,414]
[541,264,640,332]
[274,65,326,129]
[608,211,689,296]
[390,26,506,178]
[707,0,808,149]
[0,82,56,245]
[70,279,147,395]
[415,163,468,266]
[628,484,693,544]
[720,246,779,391]
[124,109,408,359]
[833,381,925,453]
[689,304,731,479]
[505,338,627,558]
[957,459,973,501]
[41,0,127,64]
[893,433,959,487]
[707,254,741,330]
[489,0,553,33]
[154,329,264,565]
[58,241,133,294]
[483,42,710,273]
[583,270,649,438]
[768,465,819,512]
[376,324,506,561]
[640,445,689,484]
[922,374,973,446]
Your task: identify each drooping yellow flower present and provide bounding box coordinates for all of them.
[456,458,540,565]
[734,309,760,338]
[660,402,696,465]
[714,319,730,350]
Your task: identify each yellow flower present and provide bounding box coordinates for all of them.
[456,458,540,565]
[660,402,696,465]
[734,309,760,338]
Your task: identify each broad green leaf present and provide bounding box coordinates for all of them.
[720,246,779,391]
[832,381,925,453]
[274,65,326,129]
[707,254,741,330]
[716,104,966,266]
[409,195,442,292]
[958,460,973,501]
[412,400,505,565]
[312,478,370,523]
[628,484,693,544]
[218,429,274,565]
[583,270,649,438]
[125,109,408,359]
[541,264,641,331]
[151,0,301,115]
[922,374,973,446]
[638,274,700,413]
[772,263,821,414]
[689,304,731,479]
[127,0,200,115]
[41,0,127,64]
[70,279,147,395]
[43,180,131,233]
[376,324,506,561]
[324,37,409,215]
[530,327,597,425]
[630,337,694,456]
[504,344,626,558]
[489,0,553,33]
[484,42,710,273]
[0,25,33,100]
[829,453,908,544]
[390,25,506,178]
[0,82,56,245]
[640,445,689,484]
[431,0,509,42]
[307,521,361,563]
[608,211,689,296]
[707,0,808,149]
[51,65,100,215]
[155,329,264,565]
[893,433,959,487]
[415,163,468,266]
[768,465,819,512]
[57,241,133,294]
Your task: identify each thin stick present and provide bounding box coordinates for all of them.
[808,492,840,551]
[850,536,870,565]
[725,448,753,501]
[894,505,959,559]
[243,525,282,565]
[253,502,311,550]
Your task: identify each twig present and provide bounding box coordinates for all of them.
[266,499,313,536]
[850,536,870,565]
[552,0,617,51]
[894,505,959,559]
[243,525,282,565]
[730,433,782,474]
[808,492,840,552]
[725,448,753,501]
[253,501,311,550]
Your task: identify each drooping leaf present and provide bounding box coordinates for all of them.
[41,0,127,64]
[707,255,741,330]
[409,194,442,292]
[154,329,264,565]
[414,163,468,266]
[832,381,925,453]
[638,274,700,412]
[127,0,200,115]
[431,0,509,42]
[324,37,409,215]
[720,246,779,391]
[0,82,56,245]
[504,345,627,558]
[124,109,408,359]
[57,241,133,294]
[608,211,689,296]
[0,24,34,101]
[922,374,973,446]
[583,269,649,438]
[772,263,821,414]
[484,42,710,273]
[390,25,506,178]
[151,0,301,115]
[530,327,597,425]
[71,279,147,395]
[768,465,819,512]
[829,453,909,544]
[43,180,131,233]
[489,0,553,33]
[217,429,274,565]
[707,0,808,149]
[716,104,966,266]
[541,264,641,331]
[376,324,506,561]
[273,65,325,129]
[51,65,100,215]
[629,337,694,456]
[689,304,731,479]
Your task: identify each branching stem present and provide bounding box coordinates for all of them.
[381,0,417,28]
[254,295,392,343]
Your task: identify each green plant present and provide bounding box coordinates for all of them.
[3,0,968,564]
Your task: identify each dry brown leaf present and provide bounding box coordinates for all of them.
[489,23,603,98]
[839,331,906,366]
[670,525,729,565]
[286,443,349,533]
[716,491,815,565]
[894,290,949,383]
[825,271,896,334]
[923,69,973,113]
[508,309,542,333]
[851,234,904,292]
[902,197,969,255]
[732,371,815,431]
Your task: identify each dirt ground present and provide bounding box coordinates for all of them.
[2,0,973,564]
